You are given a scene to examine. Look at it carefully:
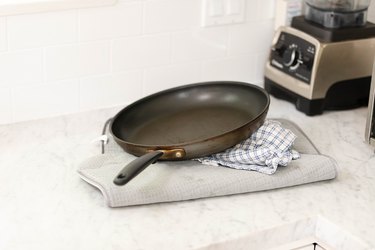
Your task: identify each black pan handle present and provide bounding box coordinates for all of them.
[113,151,164,186]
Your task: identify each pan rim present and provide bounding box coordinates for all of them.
[109,81,270,148]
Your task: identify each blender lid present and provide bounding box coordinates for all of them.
[304,0,371,28]
[305,0,371,12]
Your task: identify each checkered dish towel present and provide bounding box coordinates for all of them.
[197,120,300,174]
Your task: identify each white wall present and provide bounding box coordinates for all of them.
[0,0,276,124]
[368,0,375,22]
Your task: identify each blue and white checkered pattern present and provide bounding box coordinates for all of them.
[197,120,300,174]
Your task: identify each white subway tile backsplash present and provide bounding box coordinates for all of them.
[7,10,77,50]
[228,20,274,56]
[0,49,43,88]
[0,88,12,124]
[45,41,110,82]
[368,1,375,23]
[0,18,6,52]
[79,2,142,41]
[143,63,202,95]
[12,80,79,122]
[201,55,257,83]
[0,0,276,124]
[144,0,200,34]
[253,52,269,84]
[171,28,228,63]
[245,0,259,22]
[257,0,277,20]
[112,34,171,71]
[79,70,143,111]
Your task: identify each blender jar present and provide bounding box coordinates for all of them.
[305,0,372,28]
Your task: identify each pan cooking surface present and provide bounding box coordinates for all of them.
[126,106,254,145]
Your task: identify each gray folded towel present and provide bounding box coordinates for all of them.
[197,120,300,174]
[77,119,337,207]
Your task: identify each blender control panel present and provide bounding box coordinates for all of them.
[270,32,315,84]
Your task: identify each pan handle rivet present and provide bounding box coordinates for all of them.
[175,152,183,158]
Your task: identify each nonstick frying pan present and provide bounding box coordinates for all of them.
[111,81,270,186]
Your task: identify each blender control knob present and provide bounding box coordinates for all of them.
[283,46,300,68]
[272,42,286,57]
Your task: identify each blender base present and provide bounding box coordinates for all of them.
[264,78,325,116]
[264,77,371,116]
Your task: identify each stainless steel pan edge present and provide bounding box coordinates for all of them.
[109,81,270,157]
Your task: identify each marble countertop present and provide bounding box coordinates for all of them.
[1,97,374,250]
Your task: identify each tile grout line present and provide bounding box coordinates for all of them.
[9,87,15,123]
[141,1,145,35]
[76,9,82,112]
[109,40,113,74]
[42,46,47,84]
[4,17,12,123]
[4,16,9,52]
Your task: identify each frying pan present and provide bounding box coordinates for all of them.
[110,81,270,186]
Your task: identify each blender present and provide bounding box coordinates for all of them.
[264,0,375,116]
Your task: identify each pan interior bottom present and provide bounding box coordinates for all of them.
[126,106,253,145]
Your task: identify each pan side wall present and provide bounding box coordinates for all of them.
[114,110,268,160]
